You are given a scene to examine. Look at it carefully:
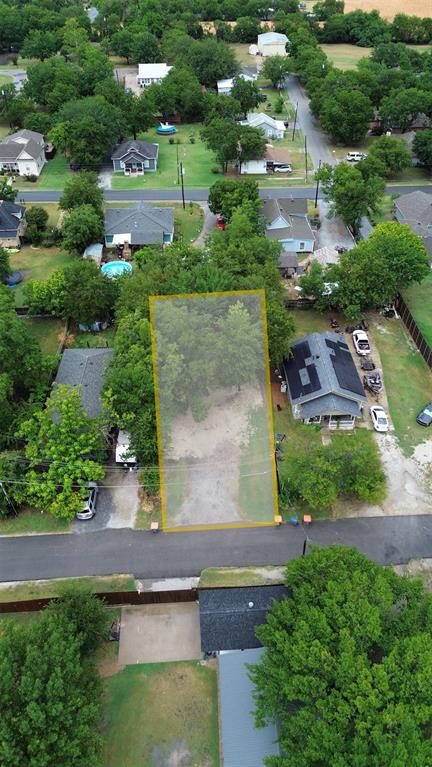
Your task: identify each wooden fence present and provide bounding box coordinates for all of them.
[0,588,198,614]
[395,293,432,370]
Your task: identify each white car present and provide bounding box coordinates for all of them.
[370,405,389,433]
[115,430,137,467]
[76,481,99,520]
[274,164,292,173]
[346,151,367,162]
[352,329,371,356]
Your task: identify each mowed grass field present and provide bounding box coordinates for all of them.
[102,661,220,767]
[403,272,432,348]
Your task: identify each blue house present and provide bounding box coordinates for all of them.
[263,197,315,254]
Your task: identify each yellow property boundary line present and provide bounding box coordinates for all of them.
[149,289,278,532]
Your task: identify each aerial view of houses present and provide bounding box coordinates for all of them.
[1,0,432,764]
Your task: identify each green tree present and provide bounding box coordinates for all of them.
[320,89,374,144]
[186,37,237,88]
[261,55,292,89]
[18,385,105,519]
[23,269,67,318]
[232,16,261,43]
[2,95,35,129]
[208,177,260,220]
[25,58,82,113]
[216,300,263,390]
[61,204,104,255]
[23,112,52,136]
[157,65,206,121]
[124,90,155,140]
[0,246,11,283]
[61,17,89,57]
[24,207,48,232]
[379,88,432,132]
[59,171,103,214]
[62,260,117,325]
[317,161,385,235]
[0,178,17,203]
[413,129,432,168]
[237,124,267,172]
[21,30,59,61]
[367,134,412,176]
[250,545,432,767]
[129,31,161,65]
[231,76,263,117]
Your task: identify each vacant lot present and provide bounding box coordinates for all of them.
[9,246,74,307]
[403,272,432,349]
[102,661,220,767]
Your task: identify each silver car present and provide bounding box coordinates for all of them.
[76,481,99,521]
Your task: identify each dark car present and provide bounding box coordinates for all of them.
[416,402,432,427]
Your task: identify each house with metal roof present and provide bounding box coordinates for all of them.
[394,190,432,261]
[262,196,315,254]
[219,648,280,767]
[0,200,26,248]
[257,31,289,56]
[282,331,367,429]
[104,202,174,252]
[217,72,256,95]
[0,129,46,177]
[54,348,114,418]
[199,585,290,654]
[111,140,159,175]
[137,62,172,88]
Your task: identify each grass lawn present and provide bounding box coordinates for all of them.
[164,457,187,527]
[369,194,395,226]
[111,125,219,190]
[23,318,66,355]
[0,73,13,86]
[369,315,432,456]
[174,202,204,242]
[403,272,432,349]
[9,246,75,307]
[320,44,372,70]
[0,575,136,603]
[102,661,220,767]
[200,565,284,587]
[24,202,61,228]
[0,509,70,535]
[70,327,116,349]
[230,42,258,66]
[238,406,276,522]
[16,153,72,191]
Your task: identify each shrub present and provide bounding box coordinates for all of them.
[211,165,221,174]
[24,174,38,183]
[25,223,43,245]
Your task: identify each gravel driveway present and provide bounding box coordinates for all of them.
[73,466,139,534]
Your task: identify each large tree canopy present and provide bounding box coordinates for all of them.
[251,545,432,767]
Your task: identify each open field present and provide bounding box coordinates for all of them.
[403,273,432,349]
[344,0,432,20]
[369,315,432,455]
[24,317,66,355]
[322,43,432,70]
[9,246,75,307]
[16,153,72,191]
[102,661,220,767]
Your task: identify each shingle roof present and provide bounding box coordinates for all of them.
[395,190,432,223]
[0,200,25,235]
[199,585,290,653]
[282,332,367,415]
[262,197,307,219]
[0,129,45,161]
[278,252,299,268]
[219,649,280,767]
[6,129,44,146]
[111,140,159,161]
[104,202,174,245]
[54,348,114,418]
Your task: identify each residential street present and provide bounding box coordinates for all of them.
[284,74,337,169]
[2,515,432,582]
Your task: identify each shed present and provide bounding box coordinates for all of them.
[83,243,103,266]
[219,648,280,767]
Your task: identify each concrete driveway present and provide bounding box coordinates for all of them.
[316,201,356,251]
[192,203,217,248]
[73,466,139,534]
[118,603,201,664]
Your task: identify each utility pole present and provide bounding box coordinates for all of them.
[0,480,17,516]
[291,101,298,141]
[314,159,322,208]
[176,141,180,185]
[304,135,308,183]
[180,161,185,210]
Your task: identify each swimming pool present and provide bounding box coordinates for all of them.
[101,261,132,279]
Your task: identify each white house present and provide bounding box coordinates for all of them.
[0,129,46,177]
[240,145,292,174]
[257,32,289,57]
[137,63,172,88]
[241,112,286,139]
[217,73,255,96]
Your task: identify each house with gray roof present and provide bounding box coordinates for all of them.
[54,348,114,418]
[218,648,280,767]
[262,196,315,254]
[199,585,290,654]
[0,200,26,248]
[111,140,159,175]
[0,129,46,177]
[282,331,367,429]
[104,202,174,252]
[394,190,432,261]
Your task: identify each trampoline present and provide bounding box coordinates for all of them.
[101,261,132,279]
[156,122,177,135]
[4,271,23,287]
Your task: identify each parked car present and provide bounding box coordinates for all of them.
[76,481,99,520]
[370,405,389,432]
[274,164,293,173]
[115,430,137,467]
[346,152,367,162]
[416,401,432,427]
[215,214,226,230]
[352,329,371,356]
[363,371,383,394]
[360,357,375,371]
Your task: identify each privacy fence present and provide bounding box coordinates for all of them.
[395,293,432,370]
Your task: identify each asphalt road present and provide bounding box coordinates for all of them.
[17,184,432,204]
[285,74,337,168]
[1,515,432,582]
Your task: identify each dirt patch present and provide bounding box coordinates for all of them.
[344,0,432,20]
[118,604,201,664]
[151,740,193,767]
[99,659,125,679]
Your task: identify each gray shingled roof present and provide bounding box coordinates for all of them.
[111,140,159,160]
[263,197,314,245]
[199,585,290,653]
[105,202,173,245]
[394,190,432,224]
[262,197,307,220]
[219,649,280,767]
[301,394,362,419]
[278,252,299,268]
[7,129,44,146]
[282,332,367,416]
[54,348,114,418]
[0,200,25,236]
[0,129,44,161]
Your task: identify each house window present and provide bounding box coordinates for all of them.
[144,160,150,168]
[163,233,172,243]
[305,415,321,424]
[106,235,114,243]
[299,242,305,250]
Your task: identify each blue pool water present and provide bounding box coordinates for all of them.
[101,261,132,279]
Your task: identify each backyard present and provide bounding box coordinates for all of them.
[403,272,432,348]
[9,246,75,307]
[102,661,220,767]
[23,317,66,355]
